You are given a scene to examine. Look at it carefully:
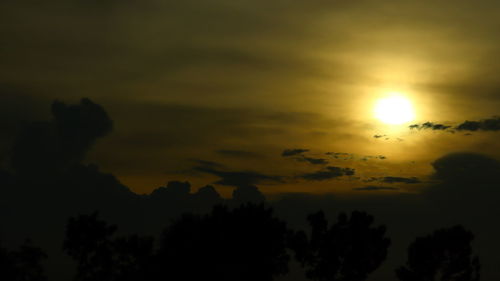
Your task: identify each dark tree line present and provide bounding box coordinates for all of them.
[289,210,391,281]
[0,204,482,281]
[396,225,480,281]
[0,240,48,281]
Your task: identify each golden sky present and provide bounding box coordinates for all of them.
[2,0,500,196]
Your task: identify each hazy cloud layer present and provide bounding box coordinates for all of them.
[3,0,500,193]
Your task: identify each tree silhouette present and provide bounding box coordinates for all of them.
[396,225,480,281]
[289,210,390,281]
[63,212,154,281]
[64,204,289,281]
[155,203,290,281]
[0,239,48,281]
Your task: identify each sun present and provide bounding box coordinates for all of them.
[374,94,415,125]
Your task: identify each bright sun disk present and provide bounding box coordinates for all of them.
[374,95,415,125]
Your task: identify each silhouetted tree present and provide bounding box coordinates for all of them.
[0,239,48,281]
[289,210,390,281]
[63,212,154,281]
[396,225,480,281]
[155,203,290,281]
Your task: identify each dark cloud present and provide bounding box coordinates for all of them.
[353,186,399,191]
[232,185,266,204]
[215,149,261,158]
[326,152,386,161]
[363,176,421,184]
[431,153,500,184]
[282,148,309,157]
[361,155,388,161]
[299,166,355,181]
[410,117,500,133]
[381,177,421,184]
[194,166,283,188]
[150,181,191,199]
[193,185,222,203]
[456,121,482,131]
[409,122,452,131]
[10,98,112,175]
[51,98,113,157]
[456,117,500,131]
[0,90,49,141]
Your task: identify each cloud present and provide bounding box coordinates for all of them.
[297,156,329,165]
[325,152,386,161]
[194,166,283,188]
[409,122,452,131]
[363,176,421,184]
[299,166,355,181]
[10,98,112,175]
[232,185,266,203]
[353,186,399,191]
[326,152,354,160]
[150,181,191,199]
[281,149,329,165]
[381,177,421,184]
[361,155,388,161]
[431,152,500,184]
[456,117,500,131]
[193,185,222,202]
[282,149,309,157]
[410,117,500,133]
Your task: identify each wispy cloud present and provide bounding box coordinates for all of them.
[299,166,355,181]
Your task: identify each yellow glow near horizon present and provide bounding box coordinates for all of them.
[374,94,415,124]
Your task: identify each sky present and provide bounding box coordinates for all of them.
[2,0,500,196]
[3,1,500,281]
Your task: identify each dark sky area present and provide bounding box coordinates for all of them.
[1,1,500,281]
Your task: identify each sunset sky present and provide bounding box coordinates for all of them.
[2,0,500,196]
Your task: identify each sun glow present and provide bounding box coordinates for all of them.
[374,94,415,125]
